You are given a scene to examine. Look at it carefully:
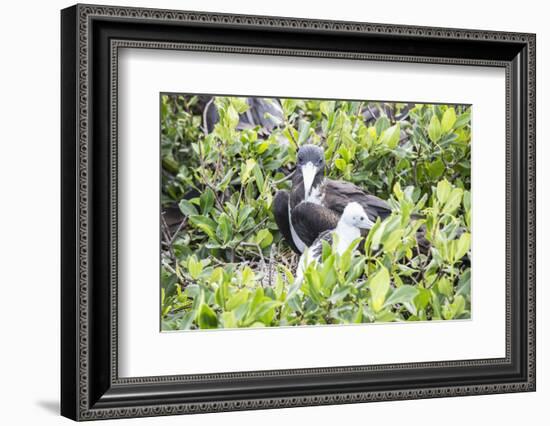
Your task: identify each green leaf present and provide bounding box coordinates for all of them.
[370,220,387,251]
[454,111,471,129]
[375,116,390,136]
[221,311,238,328]
[393,182,403,200]
[241,266,256,286]
[450,295,465,318]
[214,283,227,308]
[334,158,347,171]
[436,179,452,205]
[437,276,454,299]
[463,190,471,212]
[252,164,265,193]
[428,114,442,143]
[427,159,445,180]
[231,97,249,114]
[245,288,265,322]
[384,285,419,307]
[379,123,401,149]
[178,199,198,217]
[303,268,323,304]
[187,255,203,280]
[321,239,332,262]
[338,146,352,162]
[298,121,311,144]
[455,232,471,261]
[189,215,217,239]
[199,188,215,215]
[216,213,233,244]
[319,255,337,293]
[369,267,390,312]
[442,188,464,214]
[216,168,235,191]
[197,303,218,329]
[383,229,404,253]
[320,101,335,117]
[226,290,250,311]
[241,158,256,184]
[441,108,457,133]
[328,286,352,304]
[456,269,471,298]
[226,105,240,129]
[177,311,196,330]
[414,288,431,311]
[237,205,254,227]
[254,229,273,249]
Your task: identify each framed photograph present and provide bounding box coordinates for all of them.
[61,4,536,421]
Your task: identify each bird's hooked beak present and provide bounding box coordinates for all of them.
[301,162,318,197]
[358,216,375,230]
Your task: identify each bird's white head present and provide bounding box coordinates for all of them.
[340,202,375,230]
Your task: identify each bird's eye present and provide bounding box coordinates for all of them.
[360,217,364,221]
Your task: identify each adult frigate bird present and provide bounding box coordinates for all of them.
[273,144,392,254]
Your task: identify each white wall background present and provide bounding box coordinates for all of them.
[0,0,546,424]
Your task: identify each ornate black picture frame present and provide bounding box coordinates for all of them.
[61,4,536,421]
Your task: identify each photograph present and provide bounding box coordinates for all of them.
[160,94,472,331]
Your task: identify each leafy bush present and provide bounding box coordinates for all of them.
[160,95,471,330]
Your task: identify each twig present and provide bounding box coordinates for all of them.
[234,217,269,246]
[271,170,295,186]
[282,114,299,148]
[161,260,186,286]
[239,242,266,268]
[169,218,188,245]
[160,214,173,250]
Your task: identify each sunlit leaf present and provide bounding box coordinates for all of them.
[384,285,419,307]
[441,108,457,133]
[187,255,203,280]
[455,232,471,261]
[428,114,442,143]
[436,179,452,205]
[379,123,401,149]
[198,303,218,329]
[369,267,390,312]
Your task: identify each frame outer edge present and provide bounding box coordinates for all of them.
[60,4,80,421]
[527,33,536,390]
[67,4,536,420]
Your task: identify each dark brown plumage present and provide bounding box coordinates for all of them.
[320,179,392,222]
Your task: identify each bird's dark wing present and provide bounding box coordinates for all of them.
[291,202,339,247]
[324,179,392,221]
[273,190,300,254]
